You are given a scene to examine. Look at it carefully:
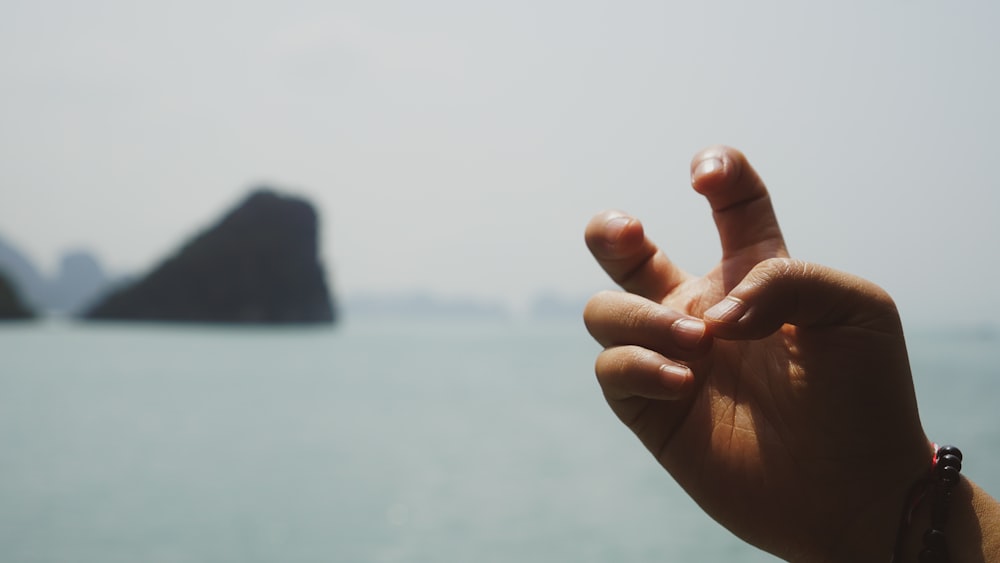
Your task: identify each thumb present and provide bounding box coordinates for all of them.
[703,258,902,340]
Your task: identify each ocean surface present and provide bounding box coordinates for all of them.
[1,319,997,563]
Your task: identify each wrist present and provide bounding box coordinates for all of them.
[893,449,1000,563]
[818,441,936,563]
[896,477,980,562]
[895,445,964,562]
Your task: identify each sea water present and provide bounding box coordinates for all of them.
[0,319,997,562]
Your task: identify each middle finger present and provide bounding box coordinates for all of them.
[584,290,712,360]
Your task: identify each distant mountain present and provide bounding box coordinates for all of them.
[529,291,588,320]
[343,291,510,320]
[84,189,336,324]
[342,290,591,321]
[48,251,109,314]
[0,270,34,320]
[0,234,48,311]
[0,234,110,315]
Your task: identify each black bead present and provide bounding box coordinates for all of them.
[939,454,962,472]
[931,512,947,530]
[940,465,961,484]
[919,547,944,563]
[923,528,947,550]
[939,445,963,462]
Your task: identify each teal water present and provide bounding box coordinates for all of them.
[0,320,997,562]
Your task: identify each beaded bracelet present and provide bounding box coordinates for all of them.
[892,444,963,563]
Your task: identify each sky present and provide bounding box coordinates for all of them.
[1,0,998,325]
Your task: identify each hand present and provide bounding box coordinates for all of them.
[583,146,931,561]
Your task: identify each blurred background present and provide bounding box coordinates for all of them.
[1,1,999,561]
[2,0,999,322]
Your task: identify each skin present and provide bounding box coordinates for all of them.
[583,146,1000,562]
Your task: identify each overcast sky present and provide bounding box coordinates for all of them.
[2,0,998,325]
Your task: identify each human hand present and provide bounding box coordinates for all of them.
[583,146,931,562]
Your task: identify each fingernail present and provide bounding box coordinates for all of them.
[671,318,706,349]
[692,157,723,180]
[704,296,747,324]
[659,364,692,394]
[604,215,631,248]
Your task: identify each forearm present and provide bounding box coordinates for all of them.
[967,480,1000,561]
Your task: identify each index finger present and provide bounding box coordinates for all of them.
[585,210,690,302]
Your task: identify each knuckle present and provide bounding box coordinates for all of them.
[595,348,625,377]
[596,346,641,375]
[583,290,616,320]
[756,257,806,281]
[620,301,657,332]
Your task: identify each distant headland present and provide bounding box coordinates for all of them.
[0,236,109,316]
[84,189,336,324]
[0,270,34,320]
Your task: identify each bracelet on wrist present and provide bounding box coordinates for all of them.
[892,444,963,563]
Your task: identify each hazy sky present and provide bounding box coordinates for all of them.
[2,0,998,324]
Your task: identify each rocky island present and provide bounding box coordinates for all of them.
[1,234,112,316]
[0,271,34,320]
[84,190,336,324]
